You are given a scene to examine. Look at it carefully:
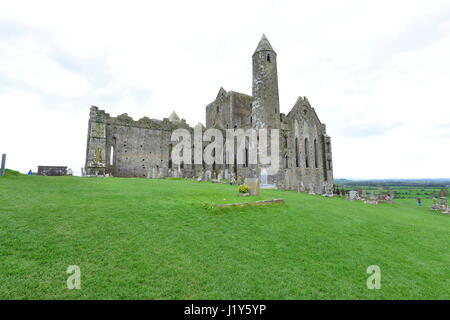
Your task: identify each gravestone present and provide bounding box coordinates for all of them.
[348,190,358,201]
[224,169,228,180]
[0,154,5,176]
[204,170,211,181]
[152,167,157,179]
[245,178,260,196]
[260,169,268,185]
[431,197,440,210]
[440,197,447,210]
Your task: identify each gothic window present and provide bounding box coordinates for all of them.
[168,144,173,169]
[295,137,299,167]
[267,54,271,62]
[305,138,309,168]
[285,155,288,168]
[314,139,318,168]
[327,142,331,153]
[245,148,248,167]
[110,146,114,166]
[216,105,219,113]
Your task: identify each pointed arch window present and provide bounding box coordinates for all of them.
[305,138,309,168]
[295,137,299,167]
[314,139,318,168]
[168,144,173,169]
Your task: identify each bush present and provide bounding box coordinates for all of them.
[238,184,250,194]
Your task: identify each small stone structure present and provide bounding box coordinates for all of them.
[244,177,260,196]
[0,154,5,176]
[348,190,359,201]
[216,198,285,208]
[38,166,67,176]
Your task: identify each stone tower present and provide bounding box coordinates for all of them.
[251,34,280,129]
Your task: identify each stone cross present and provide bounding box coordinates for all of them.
[0,154,6,176]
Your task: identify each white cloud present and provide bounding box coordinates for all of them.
[0,0,449,178]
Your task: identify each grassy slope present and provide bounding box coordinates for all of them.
[0,175,448,299]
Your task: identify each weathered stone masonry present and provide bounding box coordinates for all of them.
[85,35,334,194]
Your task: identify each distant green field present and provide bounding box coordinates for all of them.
[0,175,449,299]
[337,185,449,199]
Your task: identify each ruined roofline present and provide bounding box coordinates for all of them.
[287,96,324,127]
[89,106,191,131]
[207,88,253,106]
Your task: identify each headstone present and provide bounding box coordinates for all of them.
[0,154,6,176]
[348,190,358,201]
[217,173,222,182]
[152,167,157,179]
[204,170,211,181]
[245,178,260,196]
[370,191,376,199]
[260,169,268,185]
[431,197,440,210]
[224,169,228,180]
[440,197,447,210]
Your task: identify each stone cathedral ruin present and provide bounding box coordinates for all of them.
[85,35,334,194]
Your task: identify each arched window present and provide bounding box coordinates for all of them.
[267,54,271,62]
[314,139,318,168]
[295,137,299,167]
[168,144,173,169]
[110,146,114,166]
[245,148,248,167]
[305,138,309,168]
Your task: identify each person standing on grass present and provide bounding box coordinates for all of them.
[417,197,422,206]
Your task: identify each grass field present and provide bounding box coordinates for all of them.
[0,174,449,299]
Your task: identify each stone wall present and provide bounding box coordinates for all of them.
[38,166,67,176]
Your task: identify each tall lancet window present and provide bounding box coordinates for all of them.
[295,137,299,167]
[110,146,114,166]
[314,139,318,168]
[305,138,309,168]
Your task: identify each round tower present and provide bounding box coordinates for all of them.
[251,34,280,129]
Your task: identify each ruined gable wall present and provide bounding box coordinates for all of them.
[282,97,333,193]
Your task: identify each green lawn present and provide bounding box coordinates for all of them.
[0,174,448,299]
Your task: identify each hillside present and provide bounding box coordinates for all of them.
[0,175,448,299]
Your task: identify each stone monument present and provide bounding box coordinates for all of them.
[244,178,260,196]
[0,154,5,176]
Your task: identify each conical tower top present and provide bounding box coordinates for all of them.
[254,34,276,55]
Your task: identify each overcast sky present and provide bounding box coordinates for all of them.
[0,0,449,179]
